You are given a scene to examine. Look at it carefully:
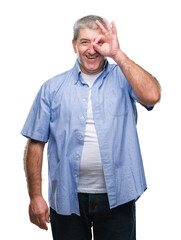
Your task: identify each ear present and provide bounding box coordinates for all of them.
[72,40,77,53]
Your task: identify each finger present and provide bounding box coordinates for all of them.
[30,215,42,229]
[45,210,50,223]
[39,216,48,230]
[94,34,106,44]
[111,21,117,35]
[40,222,48,230]
[103,18,112,32]
[92,42,101,52]
[96,20,107,34]
[30,212,48,230]
[93,35,106,53]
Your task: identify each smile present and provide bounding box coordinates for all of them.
[86,55,99,59]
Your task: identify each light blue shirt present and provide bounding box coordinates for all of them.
[21,60,153,216]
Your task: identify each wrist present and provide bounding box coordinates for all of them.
[113,49,127,66]
[29,189,43,200]
[30,195,44,203]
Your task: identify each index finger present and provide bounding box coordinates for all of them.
[94,34,106,44]
[96,20,107,34]
[103,18,112,32]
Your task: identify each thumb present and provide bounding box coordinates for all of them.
[93,34,105,53]
[92,42,102,53]
[45,209,50,223]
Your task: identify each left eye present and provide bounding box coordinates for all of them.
[98,41,103,46]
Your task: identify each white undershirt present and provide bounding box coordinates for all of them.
[77,72,107,193]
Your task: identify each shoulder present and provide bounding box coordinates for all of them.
[40,68,74,100]
[106,62,125,78]
[106,62,127,88]
[45,68,73,89]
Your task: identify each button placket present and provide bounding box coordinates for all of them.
[74,154,80,178]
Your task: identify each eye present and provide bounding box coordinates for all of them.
[81,41,89,46]
[98,41,103,46]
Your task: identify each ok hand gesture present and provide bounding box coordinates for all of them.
[93,18,121,62]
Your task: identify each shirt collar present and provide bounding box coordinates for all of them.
[72,59,109,85]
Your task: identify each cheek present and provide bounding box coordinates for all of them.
[77,45,87,53]
[75,47,85,63]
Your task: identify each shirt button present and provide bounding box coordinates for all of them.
[76,155,79,159]
[74,174,78,178]
[82,98,86,102]
[78,136,82,140]
[80,116,84,120]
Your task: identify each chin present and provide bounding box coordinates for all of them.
[86,63,102,72]
[80,59,104,75]
[86,67,101,75]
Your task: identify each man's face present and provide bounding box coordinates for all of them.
[72,28,106,75]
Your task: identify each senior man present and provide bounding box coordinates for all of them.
[22,15,161,240]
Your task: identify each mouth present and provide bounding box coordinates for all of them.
[86,55,99,60]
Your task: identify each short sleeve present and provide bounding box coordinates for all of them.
[21,83,51,142]
[128,84,154,111]
[120,68,154,111]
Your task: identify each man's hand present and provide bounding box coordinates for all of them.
[29,196,50,230]
[93,18,121,61]
[93,19,160,106]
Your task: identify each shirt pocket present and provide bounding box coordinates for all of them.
[107,88,128,117]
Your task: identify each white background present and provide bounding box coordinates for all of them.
[0,0,180,239]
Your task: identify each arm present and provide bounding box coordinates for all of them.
[112,50,161,106]
[24,138,50,230]
[93,18,161,106]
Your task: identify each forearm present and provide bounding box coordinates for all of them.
[24,139,45,199]
[24,139,49,230]
[114,50,161,106]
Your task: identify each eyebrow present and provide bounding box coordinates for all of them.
[79,38,90,42]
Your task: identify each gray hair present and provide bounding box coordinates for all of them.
[73,15,106,42]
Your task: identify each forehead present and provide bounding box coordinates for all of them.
[77,28,101,40]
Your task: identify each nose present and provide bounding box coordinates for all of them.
[88,43,96,54]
